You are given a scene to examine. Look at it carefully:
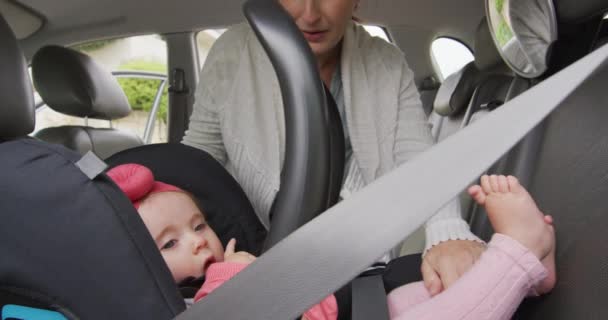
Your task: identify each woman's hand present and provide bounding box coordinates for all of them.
[421,240,485,296]
[223,238,257,265]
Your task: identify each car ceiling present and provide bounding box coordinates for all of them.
[5,0,485,83]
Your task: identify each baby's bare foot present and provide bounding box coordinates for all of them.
[468,175,556,294]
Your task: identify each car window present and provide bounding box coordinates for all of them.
[34,35,169,144]
[431,37,474,81]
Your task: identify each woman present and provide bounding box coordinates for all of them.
[183,0,484,296]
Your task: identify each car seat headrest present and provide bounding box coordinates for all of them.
[32,45,131,120]
[556,0,608,24]
[0,13,35,140]
[433,62,481,116]
[474,17,510,73]
[106,143,267,255]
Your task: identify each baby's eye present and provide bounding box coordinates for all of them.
[194,223,206,231]
[161,239,177,250]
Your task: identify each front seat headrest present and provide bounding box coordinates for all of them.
[433,18,513,117]
[474,17,509,73]
[0,13,34,139]
[433,62,480,116]
[32,45,131,120]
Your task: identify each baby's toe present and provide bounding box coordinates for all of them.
[468,185,486,205]
[497,175,509,193]
[490,175,500,192]
[481,175,492,194]
[507,175,523,192]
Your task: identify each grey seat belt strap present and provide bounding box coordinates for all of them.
[174,20,608,320]
[352,274,390,320]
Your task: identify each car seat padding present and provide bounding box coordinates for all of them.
[106,143,267,255]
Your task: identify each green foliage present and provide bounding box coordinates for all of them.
[495,0,505,13]
[496,20,514,47]
[116,60,168,123]
[117,77,168,123]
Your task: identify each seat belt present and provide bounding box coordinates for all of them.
[174,30,608,320]
[351,265,390,320]
[167,68,189,143]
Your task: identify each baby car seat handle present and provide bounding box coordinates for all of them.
[242,0,335,250]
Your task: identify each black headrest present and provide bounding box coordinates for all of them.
[0,13,34,139]
[32,45,131,120]
[556,0,608,24]
[474,18,509,72]
[433,62,480,116]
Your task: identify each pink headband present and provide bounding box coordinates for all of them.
[107,163,183,209]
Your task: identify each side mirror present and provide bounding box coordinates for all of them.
[486,0,558,78]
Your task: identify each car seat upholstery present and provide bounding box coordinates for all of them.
[467,0,608,317]
[0,16,34,141]
[513,57,608,319]
[32,45,143,159]
[0,13,188,319]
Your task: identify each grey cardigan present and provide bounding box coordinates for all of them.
[183,22,480,252]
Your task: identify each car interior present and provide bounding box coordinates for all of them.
[2,0,608,319]
[32,45,144,159]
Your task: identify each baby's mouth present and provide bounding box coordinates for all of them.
[202,256,216,272]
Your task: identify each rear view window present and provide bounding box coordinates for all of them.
[431,37,474,81]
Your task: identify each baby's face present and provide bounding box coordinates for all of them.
[138,192,224,283]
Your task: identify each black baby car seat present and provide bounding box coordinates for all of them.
[0,27,265,319]
[0,26,264,317]
[0,10,263,320]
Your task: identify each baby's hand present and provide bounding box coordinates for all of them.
[223,238,256,265]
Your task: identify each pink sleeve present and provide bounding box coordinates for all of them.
[302,294,338,320]
[387,234,548,320]
[193,262,248,302]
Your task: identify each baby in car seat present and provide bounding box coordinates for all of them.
[108,164,556,320]
[107,163,338,320]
